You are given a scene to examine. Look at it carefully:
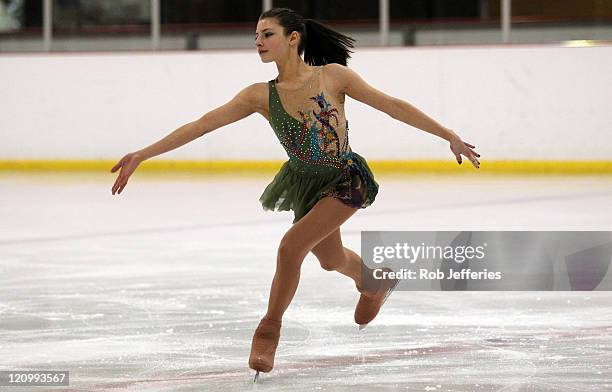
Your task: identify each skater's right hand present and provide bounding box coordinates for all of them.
[111,152,143,195]
[449,135,480,169]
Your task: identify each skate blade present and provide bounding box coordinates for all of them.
[253,370,260,383]
[358,278,400,331]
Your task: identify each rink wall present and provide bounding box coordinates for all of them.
[1,44,611,173]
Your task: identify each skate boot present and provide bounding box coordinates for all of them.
[354,267,399,330]
[249,317,282,382]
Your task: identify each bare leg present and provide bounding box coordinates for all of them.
[264,197,358,322]
[250,197,360,376]
[311,230,379,292]
[337,247,368,288]
[310,223,394,329]
[264,259,303,322]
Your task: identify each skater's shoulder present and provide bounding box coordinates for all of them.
[318,63,352,103]
[247,82,270,98]
[322,62,348,73]
[234,82,268,108]
[232,82,270,121]
[321,63,350,81]
[244,82,269,96]
[320,63,354,94]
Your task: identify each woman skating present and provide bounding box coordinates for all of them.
[110,7,480,381]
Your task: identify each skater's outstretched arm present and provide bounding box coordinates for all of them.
[111,84,260,195]
[324,63,480,168]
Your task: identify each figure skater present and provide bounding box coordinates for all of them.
[110,7,480,382]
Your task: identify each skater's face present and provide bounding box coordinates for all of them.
[255,18,300,63]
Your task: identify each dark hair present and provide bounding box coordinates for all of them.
[259,7,355,66]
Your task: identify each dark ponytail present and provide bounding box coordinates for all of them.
[259,8,356,66]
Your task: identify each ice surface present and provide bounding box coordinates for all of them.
[1,172,611,391]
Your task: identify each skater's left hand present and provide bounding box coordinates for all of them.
[449,136,480,169]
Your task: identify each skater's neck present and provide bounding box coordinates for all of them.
[274,56,313,85]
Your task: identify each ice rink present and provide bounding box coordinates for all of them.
[1,172,611,391]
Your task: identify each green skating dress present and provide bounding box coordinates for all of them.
[259,65,379,224]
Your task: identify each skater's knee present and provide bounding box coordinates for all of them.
[319,261,348,272]
[316,249,348,272]
[318,261,336,271]
[277,240,307,270]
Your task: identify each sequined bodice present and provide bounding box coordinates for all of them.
[268,65,354,175]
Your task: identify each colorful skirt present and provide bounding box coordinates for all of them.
[259,151,379,223]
